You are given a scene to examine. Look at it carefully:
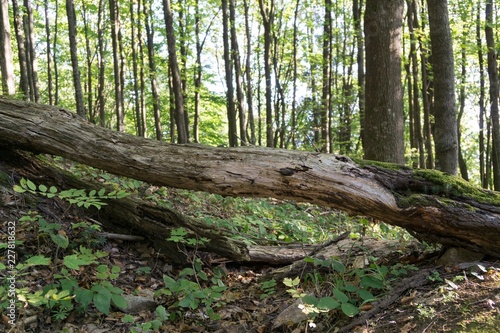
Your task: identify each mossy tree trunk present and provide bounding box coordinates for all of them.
[1,98,500,258]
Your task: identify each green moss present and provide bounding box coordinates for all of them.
[351,157,412,171]
[412,169,500,206]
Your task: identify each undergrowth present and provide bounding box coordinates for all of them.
[0,164,417,332]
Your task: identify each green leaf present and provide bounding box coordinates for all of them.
[155,305,168,321]
[317,297,340,310]
[111,293,128,309]
[39,184,48,193]
[122,314,135,323]
[98,188,106,196]
[76,288,94,310]
[23,255,51,266]
[333,289,349,303]
[27,179,36,191]
[341,302,359,317]
[13,184,26,193]
[357,289,376,302]
[360,276,385,289]
[302,294,319,305]
[63,254,96,270]
[49,186,58,194]
[93,292,111,315]
[50,233,69,249]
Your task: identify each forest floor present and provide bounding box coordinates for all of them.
[1,162,500,333]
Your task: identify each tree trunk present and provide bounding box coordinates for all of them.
[222,0,237,147]
[2,99,500,258]
[258,0,274,148]
[144,1,162,141]
[66,0,86,118]
[363,0,405,164]
[427,0,458,175]
[485,0,500,190]
[109,0,124,132]
[0,0,15,95]
[163,0,188,144]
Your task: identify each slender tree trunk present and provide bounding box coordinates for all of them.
[130,1,143,137]
[66,0,86,118]
[229,0,247,146]
[96,0,106,127]
[291,0,300,149]
[23,0,40,102]
[43,0,53,104]
[53,0,59,105]
[82,6,93,121]
[477,1,487,188]
[485,0,500,190]
[144,1,162,140]
[457,31,469,181]
[419,10,433,169]
[363,0,405,164]
[321,0,332,153]
[222,0,237,147]
[259,0,274,148]
[11,0,28,99]
[137,0,147,138]
[109,0,124,131]
[353,0,364,154]
[427,0,458,175]
[163,0,188,143]
[407,0,424,168]
[177,0,190,141]
[243,0,256,145]
[0,0,15,95]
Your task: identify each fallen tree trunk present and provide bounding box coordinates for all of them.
[1,98,500,257]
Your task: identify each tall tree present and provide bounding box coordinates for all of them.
[320,0,332,153]
[0,0,15,95]
[485,0,500,189]
[427,0,458,175]
[259,0,274,148]
[66,0,86,118]
[144,0,162,140]
[477,1,487,188]
[23,0,40,101]
[353,0,364,154]
[163,0,188,143]
[363,0,405,164]
[243,0,256,145]
[11,0,28,99]
[109,0,124,131]
[229,0,246,146]
[96,0,106,127]
[44,0,53,104]
[222,0,237,146]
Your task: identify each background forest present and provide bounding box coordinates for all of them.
[0,0,497,187]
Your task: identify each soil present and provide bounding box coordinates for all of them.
[1,176,500,333]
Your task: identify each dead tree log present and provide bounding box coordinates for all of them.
[1,98,500,258]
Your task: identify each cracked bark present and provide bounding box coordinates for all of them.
[1,98,500,258]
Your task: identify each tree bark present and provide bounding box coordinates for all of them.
[427,0,458,175]
[2,99,500,258]
[363,0,405,164]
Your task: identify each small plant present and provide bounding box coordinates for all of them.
[14,177,129,210]
[123,305,169,333]
[428,270,443,282]
[259,279,277,299]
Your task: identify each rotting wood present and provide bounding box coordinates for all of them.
[1,98,500,258]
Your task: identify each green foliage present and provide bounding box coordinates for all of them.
[259,279,277,299]
[14,178,129,209]
[284,257,418,325]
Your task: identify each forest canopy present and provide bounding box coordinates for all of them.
[0,0,497,187]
